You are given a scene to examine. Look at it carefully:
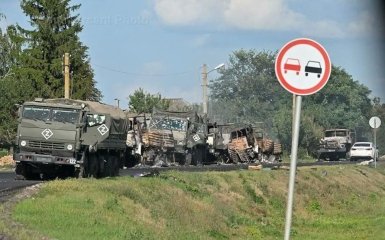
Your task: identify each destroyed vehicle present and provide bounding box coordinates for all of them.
[318,128,355,161]
[253,128,283,163]
[140,109,207,166]
[212,123,283,164]
[206,123,232,163]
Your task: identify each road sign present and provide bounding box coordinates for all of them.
[369,116,381,129]
[275,38,331,95]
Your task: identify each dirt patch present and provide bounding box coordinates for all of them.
[0,155,14,167]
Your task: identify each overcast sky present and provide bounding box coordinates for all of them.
[1,0,384,107]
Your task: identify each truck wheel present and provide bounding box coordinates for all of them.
[15,163,26,180]
[15,163,38,180]
[228,149,239,163]
[88,153,99,178]
[75,167,85,178]
[184,153,192,166]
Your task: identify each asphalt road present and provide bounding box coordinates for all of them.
[0,170,42,202]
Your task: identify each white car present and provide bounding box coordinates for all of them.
[349,142,377,161]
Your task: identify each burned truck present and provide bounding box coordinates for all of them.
[227,124,282,163]
[207,123,282,164]
[317,128,355,161]
[14,98,129,179]
[140,109,207,166]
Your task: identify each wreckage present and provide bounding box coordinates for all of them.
[139,109,208,166]
[207,123,282,164]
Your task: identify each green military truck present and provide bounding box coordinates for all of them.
[141,109,207,166]
[14,98,129,179]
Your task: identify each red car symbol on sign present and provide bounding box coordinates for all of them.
[284,58,301,75]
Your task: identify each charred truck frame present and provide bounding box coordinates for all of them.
[317,128,355,161]
[14,98,129,179]
[206,123,282,164]
[141,109,207,166]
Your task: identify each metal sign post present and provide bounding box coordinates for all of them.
[275,38,331,240]
[284,95,302,240]
[369,116,381,168]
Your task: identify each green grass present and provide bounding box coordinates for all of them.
[2,165,385,239]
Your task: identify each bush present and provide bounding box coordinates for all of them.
[0,149,8,158]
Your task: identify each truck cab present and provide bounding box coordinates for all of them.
[318,128,355,161]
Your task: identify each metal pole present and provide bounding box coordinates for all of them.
[374,127,377,168]
[292,94,296,135]
[284,95,302,240]
[202,64,208,115]
[64,53,70,99]
[114,98,120,109]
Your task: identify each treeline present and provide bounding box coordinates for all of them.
[0,0,101,146]
[209,50,385,157]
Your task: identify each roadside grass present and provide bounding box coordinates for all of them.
[2,164,385,239]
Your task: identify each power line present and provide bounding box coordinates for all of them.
[93,63,194,77]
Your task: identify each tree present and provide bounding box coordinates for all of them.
[210,50,291,127]
[0,14,25,146]
[128,88,170,113]
[15,0,101,100]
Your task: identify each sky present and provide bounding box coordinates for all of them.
[1,0,384,108]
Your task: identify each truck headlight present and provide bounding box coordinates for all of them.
[67,144,73,150]
[20,140,27,147]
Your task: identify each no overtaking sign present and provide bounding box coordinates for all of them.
[275,38,331,95]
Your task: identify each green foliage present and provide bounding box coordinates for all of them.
[0,149,8,157]
[128,88,170,113]
[15,0,101,101]
[210,49,374,157]
[210,49,290,126]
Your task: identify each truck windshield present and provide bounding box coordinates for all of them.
[23,106,80,124]
[325,131,335,137]
[150,117,187,131]
[335,130,347,136]
[324,130,348,137]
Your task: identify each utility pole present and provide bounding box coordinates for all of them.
[114,98,120,108]
[64,53,70,99]
[202,64,208,115]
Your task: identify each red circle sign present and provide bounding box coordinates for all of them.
[275,38,331,95]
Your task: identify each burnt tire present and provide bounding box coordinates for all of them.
[184,153,192,166]
[228,149,240,163]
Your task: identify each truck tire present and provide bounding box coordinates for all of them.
[184,152,192,166]
[228,149,240,163]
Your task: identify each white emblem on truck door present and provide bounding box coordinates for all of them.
[193,134,200,142]
[41,129,53,140]
[97,124,109,135]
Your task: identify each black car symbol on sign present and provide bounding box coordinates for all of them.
[305,61,322,78]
